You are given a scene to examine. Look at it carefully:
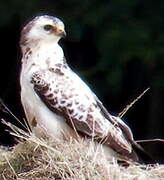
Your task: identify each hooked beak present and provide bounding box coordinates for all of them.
[54,26,66,38]
[58,30,66,38]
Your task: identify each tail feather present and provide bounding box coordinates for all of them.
[132,141,156,164]
[136,139,164,164]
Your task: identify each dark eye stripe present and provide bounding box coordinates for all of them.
[43,25,53,31]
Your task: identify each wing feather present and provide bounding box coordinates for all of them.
[31,69,140,161]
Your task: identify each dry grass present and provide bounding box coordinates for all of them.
[0,92,164,180]
[0,123,164,180]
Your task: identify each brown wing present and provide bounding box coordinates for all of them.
[95,96,134,142]
[31,70,150,162]
[95,96,156,163]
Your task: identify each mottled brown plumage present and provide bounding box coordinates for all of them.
[20,15,151,163]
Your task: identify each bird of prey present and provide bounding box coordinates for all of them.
[19,15,150,163]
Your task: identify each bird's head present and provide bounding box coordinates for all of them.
[20,15,66,49]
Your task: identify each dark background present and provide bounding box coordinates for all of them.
[0,0,163,160]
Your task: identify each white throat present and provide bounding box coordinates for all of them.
[21,41,64,77]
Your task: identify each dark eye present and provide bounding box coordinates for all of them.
[43,25,53,31]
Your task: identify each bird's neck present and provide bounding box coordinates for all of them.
[22,41,65,66]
